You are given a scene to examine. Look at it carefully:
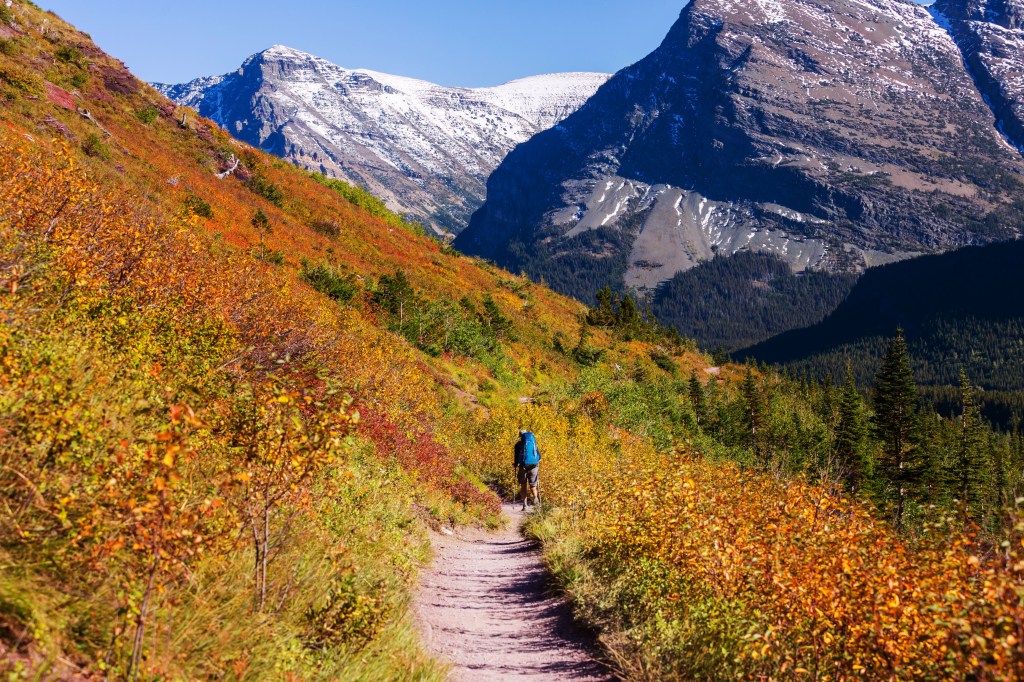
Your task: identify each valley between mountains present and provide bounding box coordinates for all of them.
[2,0,1024,680]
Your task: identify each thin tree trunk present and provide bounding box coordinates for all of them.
[128,550,160,680]
[260,502,271,611]
[247,503,263,611]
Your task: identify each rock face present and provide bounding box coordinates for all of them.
[155,46,609,234]
[456,0,1024,304]
[933,0,1024,151]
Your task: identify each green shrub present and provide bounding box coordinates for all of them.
[247,175,285,207]
[69,71,87,89]
[0,39,18,56]
[304,575,392,650]
[300,260,359,304]
[253,248,284,265]
[553,332,568,355]
[81,133,110,160]
[0,7,12,25]
[183,192,213,219]
[135,105,158,125]
[0,61,43,97]
[572,343,604,367]
[650,348,678,375]
[309,172,426,236]
[55,45,82,66]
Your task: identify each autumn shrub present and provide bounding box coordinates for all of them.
[359,407,501,522]
[113,450,445,681]
[528,455,1024,680]
[309,217,341,238]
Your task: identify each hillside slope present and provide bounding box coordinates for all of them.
[650,251,860,351]
[0,3,629,677]
[156,47,609,234]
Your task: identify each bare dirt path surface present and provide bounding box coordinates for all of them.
[414,503,613,681]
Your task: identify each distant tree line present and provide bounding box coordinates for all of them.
[699,330,1024,534]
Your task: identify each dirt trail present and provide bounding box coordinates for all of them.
[414,503,612,681]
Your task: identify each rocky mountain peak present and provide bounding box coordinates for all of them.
[936,0,1024,27]
[456,0,1024,316]
[155,48,610,234]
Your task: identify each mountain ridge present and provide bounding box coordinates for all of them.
[155,46,610,234]
[739,238,1024,429]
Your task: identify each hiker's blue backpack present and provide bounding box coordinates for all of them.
[521,432,540,466]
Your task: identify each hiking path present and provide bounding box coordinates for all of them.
[413,503,612,681]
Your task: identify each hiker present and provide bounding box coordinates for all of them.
[513,429,541,510]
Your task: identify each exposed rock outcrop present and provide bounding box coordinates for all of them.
[933,0,1024,150]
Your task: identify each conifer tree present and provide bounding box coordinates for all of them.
[251,209,271,261]
[820,373,837,427]
[742,367,764,464]
[588,286,616,327]
[916,411,948,509]
[689,370,707,428]
[949,369,989,524]
[991,437,1008,518]
[872,329,920,529]
[836,363,870,493]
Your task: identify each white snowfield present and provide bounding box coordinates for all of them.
[157,46,610,232]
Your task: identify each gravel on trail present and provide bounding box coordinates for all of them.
[414,503,613,681]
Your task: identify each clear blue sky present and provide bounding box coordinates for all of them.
[38,1,687,87]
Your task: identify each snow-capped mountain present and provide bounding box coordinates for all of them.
[155,46,609,233]
[456,0,1024,304]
